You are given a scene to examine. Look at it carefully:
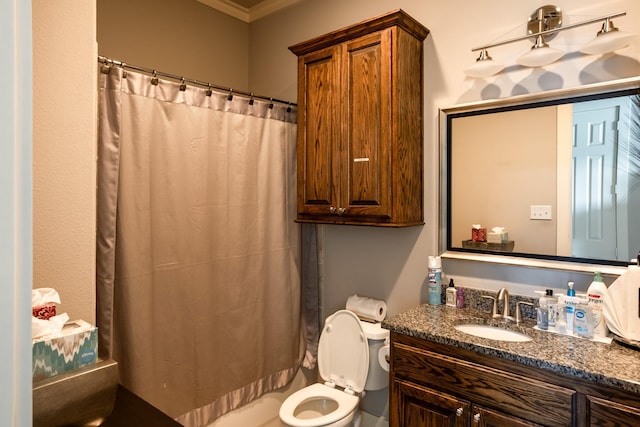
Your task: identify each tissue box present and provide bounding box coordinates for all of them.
[471,227,486,242]
[487,231,509,243]
[32,320,98,381]
[32,302,56,320]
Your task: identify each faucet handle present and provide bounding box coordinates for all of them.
[482,295,500,318]
[515,301,535,324]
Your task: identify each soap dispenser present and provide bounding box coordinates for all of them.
[445,279,457,307]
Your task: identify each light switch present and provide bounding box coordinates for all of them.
[530,205,552,220]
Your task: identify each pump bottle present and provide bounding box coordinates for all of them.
[587,271,609,339]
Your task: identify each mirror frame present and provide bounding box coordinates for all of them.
[439,76,640,275]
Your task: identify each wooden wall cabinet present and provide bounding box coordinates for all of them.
[289,10,428,226]
[390,333,640,427]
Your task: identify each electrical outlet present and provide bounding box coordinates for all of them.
[530,205,552,220]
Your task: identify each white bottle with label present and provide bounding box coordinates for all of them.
[587,271,609,339]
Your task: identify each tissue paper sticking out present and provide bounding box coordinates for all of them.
[603,266,640,342]
[32,313,70,340]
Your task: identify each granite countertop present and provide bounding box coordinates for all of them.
[382,304,640,395]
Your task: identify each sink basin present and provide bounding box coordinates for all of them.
[454,324,532,342]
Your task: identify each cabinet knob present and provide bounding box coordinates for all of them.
[337,207,346,215]
[456,407,463,417]
[329,206,337,214]
[473,413,480,424]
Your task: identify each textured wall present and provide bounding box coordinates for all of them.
[32,0,97,323]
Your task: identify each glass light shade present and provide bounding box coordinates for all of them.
[580,29,637,55]
[517,36,564,67]
[464,59,505,78]
[464,49,505,78]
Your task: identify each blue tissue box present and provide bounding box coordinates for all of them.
[32,320,98,381]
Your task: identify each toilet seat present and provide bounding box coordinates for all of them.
[279,310,369,427]
[279,383,359,427]
[317,310,369,393]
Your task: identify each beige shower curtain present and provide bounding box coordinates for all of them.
[96,66,303,425]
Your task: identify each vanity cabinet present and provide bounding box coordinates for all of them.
[586,396,640,426]
[288,10,428,226]
[390,333,572,427]
[390,332,640,427]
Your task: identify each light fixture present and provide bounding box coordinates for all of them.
[516,35,564,67]
[516,6,565,68]
[580,17,637,55]
[463,49,505,79]
[465,6,636,78]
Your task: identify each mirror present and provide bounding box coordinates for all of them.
[440,77,640,270]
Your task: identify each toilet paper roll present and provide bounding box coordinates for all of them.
[378,345,390,372]
[346,294,387,322]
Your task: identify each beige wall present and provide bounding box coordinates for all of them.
[32,0,97,323]
[97,0,250,90]
[451,107,557,255]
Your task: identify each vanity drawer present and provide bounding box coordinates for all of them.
[392,342,575,427]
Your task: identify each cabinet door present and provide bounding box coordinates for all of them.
[296,45,341,217]
[340,29,392,218]
[587,395,640,426]
[391,379,469,427]
[472,405,544,427]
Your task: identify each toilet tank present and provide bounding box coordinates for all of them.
[359,321,390,391]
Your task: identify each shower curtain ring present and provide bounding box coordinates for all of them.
[179,77,187,91]
[227,89,234,101]
[249,93,255,105]
[206,84,212,97]
[100,58,111,75]
[268,98,274,109]
[286,102,292,113]
[151,70,159,86]
[120,63,127,78]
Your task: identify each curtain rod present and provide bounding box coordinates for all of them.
[98,55,297,108]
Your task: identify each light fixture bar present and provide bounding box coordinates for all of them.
[471,11,626,52]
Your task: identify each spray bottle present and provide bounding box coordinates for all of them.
[427,256,442,305]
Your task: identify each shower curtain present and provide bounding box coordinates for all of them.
[96,66,304,425]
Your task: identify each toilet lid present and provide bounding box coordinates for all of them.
[318,310,369,393]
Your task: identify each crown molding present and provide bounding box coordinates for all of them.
[197,0,301,23]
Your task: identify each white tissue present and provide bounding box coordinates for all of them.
[32,288,61,306]
[603,266,640,342]
[346,294,387,322]
[32,312,69,340]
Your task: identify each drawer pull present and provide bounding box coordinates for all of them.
[473,413,480,424]
[456,407,463,417]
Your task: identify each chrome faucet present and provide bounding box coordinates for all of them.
[483,288,532,324]
[482,288,516,321]
[497,288,512,320]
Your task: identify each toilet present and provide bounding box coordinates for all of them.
[279,309,390,427]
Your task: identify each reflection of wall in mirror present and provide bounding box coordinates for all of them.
[451,107,558,255]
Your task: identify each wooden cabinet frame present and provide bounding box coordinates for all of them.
[289,10,428,226]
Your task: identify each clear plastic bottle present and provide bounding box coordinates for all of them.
[537,290,550,330]
[546,289,557,327]
[565,282,576,335]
